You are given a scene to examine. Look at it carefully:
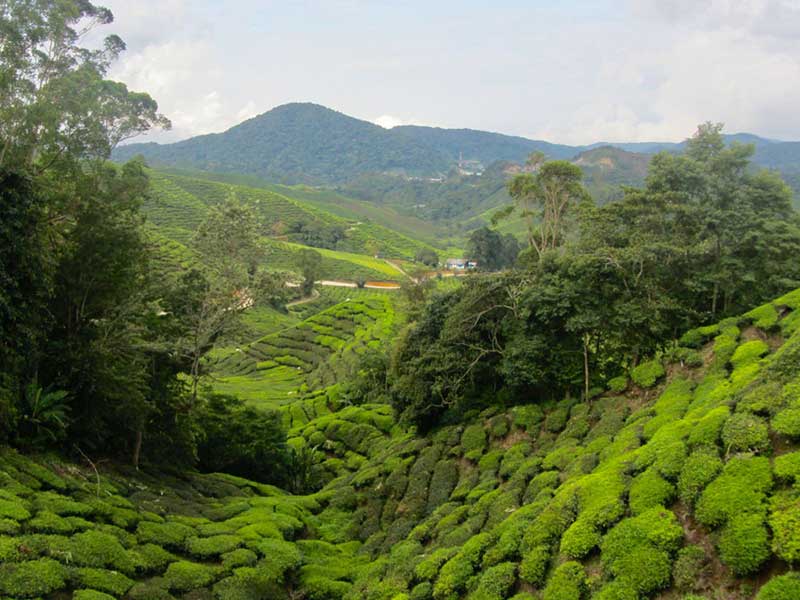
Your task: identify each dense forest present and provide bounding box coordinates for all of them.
[3,2,800,599]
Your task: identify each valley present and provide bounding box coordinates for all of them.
[4,4,800,600]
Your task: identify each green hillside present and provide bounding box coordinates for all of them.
[144,170,444,272]
[113,103,451,184]
[3,289,800,598]
[150,166,459,249]
[210,291,399,409]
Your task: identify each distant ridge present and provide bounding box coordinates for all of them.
[113,102,800,186]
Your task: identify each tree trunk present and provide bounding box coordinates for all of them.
[583,334,590,402]
[132,429,142,470]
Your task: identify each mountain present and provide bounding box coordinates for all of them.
[113,103,450,184]
[393,125,584,163]
[114,103,800,201]
[574,145,651,203]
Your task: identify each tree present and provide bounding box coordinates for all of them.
[465,227,520,271]
[0,169,52,439]
[193,193,264,287]
[196,394,290,486]
[0,0,170,171]
[298,248,322,295]
[415,248,440,267]
[506,157,588,259]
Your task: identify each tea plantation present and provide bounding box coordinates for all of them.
[211,293,398,409]
[3,288,800,598]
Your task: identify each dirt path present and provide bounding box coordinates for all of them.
[383,258,415,282]
[286,288,320,307]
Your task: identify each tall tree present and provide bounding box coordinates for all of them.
[465,226,520,272]
[193,192,264,287]
[0,0,169,171]
[298,249,322,295]
[506,157,588,259]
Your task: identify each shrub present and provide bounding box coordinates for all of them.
[136,520,196,549]
[252,538,301,582]
[680,324,719,348]
[713,328,740,367]
[718,513,770,575]
[32,491,93,516]
[695,456,772,527]
[688,406,730,447]
[0,519,19,535]
[560,518,600,559]
[185,534,243,558]
[300,575,351,600]
[746,304,780,330]
[221,547,258,570]
[672,545,707,592]
[654,440,688,480]
[773,408,800,438]
[612,544,672,595]
[69,530,135,573]
[592,581,638,600]
[415,547,458,581]
[769,494,800,563]
[411,582,433,600]
[631,360,665,388]
[608,376,628,393]
[488,415,509,438]
[544,406,570,433]
[542,561,586,600]
[731,340,769,369]
[738,381,785,415]
[677,447,723,505]
[28,510,82,534]
[0,536,22,562]
[0,557,68,597]
[601,507,683,567]
[629,468,675,515]
[518,544,550,585]
[74,568,134,596]
[511,405,544,431]
[722,412,770,453]
[0,498,30,521]
[774,451,800,482]
[129,543,176,573]
[214,567,283,600]
[73,591,115,600]
[757,573,800,600]
[433,534,492,599]
[470,562,516,600]
[668,346,703,368]
[461,425,487,460]
[163,560,218,592]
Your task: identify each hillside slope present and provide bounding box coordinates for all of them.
[114,103,450,184]
[144,169,443,281]
[2,288,800,599]
[113,103,800,201]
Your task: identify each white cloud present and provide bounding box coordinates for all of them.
[372,115,407,129]
[97,1,800,146]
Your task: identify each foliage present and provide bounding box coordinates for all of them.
[465,226,520,272]
[195,394,291,486]
[631,360,665,388]
[722,412,770,453]
[718,513,771,575]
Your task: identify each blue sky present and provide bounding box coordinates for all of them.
[97,1,800,144]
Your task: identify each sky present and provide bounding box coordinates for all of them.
[92,0,800,145]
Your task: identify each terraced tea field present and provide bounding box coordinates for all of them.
[144,170,444,264]
[211,293,398,409]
